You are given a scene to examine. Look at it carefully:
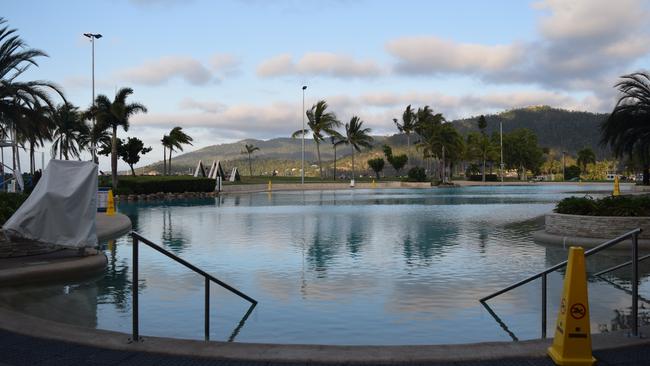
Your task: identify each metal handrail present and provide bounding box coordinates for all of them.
[595,252,650,277]
[129,231,257,342]
[480,228,642,339]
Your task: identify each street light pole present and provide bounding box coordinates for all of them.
[301,85,307,185]
[84,33,102,163]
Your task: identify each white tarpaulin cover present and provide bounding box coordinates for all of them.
[3,160,98,248]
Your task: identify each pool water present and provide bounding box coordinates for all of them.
[2,184,649,345]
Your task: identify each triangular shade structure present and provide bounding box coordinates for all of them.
[193,160,206,177]
[3,160,98,248]
[229,167,240,182]
[208,160,225,179]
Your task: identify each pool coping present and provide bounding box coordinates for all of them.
[0,304,648,364]
[532,229,650,250]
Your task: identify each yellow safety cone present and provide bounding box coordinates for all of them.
[268,180,272,192]
[547,246,596,366]
[106,189,116,216]
[613,175,620,196]
[372,179,376,189]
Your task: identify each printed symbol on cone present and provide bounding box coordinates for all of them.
[570,303,586,320]
[560,298,566,314]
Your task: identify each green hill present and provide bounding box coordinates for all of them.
[143,106,610,176]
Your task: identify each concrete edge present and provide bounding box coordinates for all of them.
[0,253,107,287]
[0,305,649,364]
[532,230,650,250]
[97,212,132,242]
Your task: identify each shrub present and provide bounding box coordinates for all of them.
[555,195,650,216]
[468,174,499,182]
[406,167,427,182]
[565,165,581,180]
[0,192,28,225]
[100,176,216,195]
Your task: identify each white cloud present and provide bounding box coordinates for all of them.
[116,56,214,86]
[386,36,524,75]
[257,52,383,78]
[178,98,226,113]
[210,53,240,73]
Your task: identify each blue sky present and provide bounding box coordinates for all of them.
[4,0,650,170]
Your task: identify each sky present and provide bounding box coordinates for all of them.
[4,0,650,171]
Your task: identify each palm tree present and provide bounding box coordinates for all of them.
[241,143,260,176]
[417,121,463,182]
[576,147,596,173]
[330,135,346,180]
[160,134,172,175]
[93,87,147,189]
[601,72,650,185]
[50,103,87,160]
[393,104,416,167]
[0,17,64,185]
[166,126,193,175]
[292,100,341,178]
[344,116,373,179]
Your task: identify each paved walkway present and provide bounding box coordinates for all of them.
[1,328,649,365]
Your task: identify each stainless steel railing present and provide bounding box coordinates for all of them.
[129,231,257,342]
[480,228,642,339]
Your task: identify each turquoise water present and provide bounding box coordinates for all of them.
[2,184,649,345]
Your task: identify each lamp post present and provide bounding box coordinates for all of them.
[301,85,307,185]
[84,33,102,163]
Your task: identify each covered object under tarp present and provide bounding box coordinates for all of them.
[3,160,98,248]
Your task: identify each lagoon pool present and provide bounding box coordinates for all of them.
[2,184,649,345]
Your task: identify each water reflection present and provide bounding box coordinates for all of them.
[2,185,648,345]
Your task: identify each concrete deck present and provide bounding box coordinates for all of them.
[0,305,649,365]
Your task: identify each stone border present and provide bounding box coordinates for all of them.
[545,212,650,239]
[0,305,649,364]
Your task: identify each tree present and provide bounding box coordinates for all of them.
[50,103,87,160]
[466,131,497,181]
[576,147,596,173]
[93,88,147,189]
[111,137,151,177]
[166,126,193,175]
[503,128,544,180]
[393,105,416,167]
[565,165,581,180]
[382,145,407,176]
[367,157,385,179]
[344,116,373,179]
[241,143,260,176]
[160,134,171,175]
[0,17,64,184]
[292,100,341,178]
[601,72,650,185]
[330,135,346,179]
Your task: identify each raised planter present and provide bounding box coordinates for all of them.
[533,212,650,249]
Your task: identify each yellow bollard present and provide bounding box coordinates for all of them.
[268,180,272,192]
[372,179,376,189]
[613,175,620,196]
[547,247,596,366]
[106,189,116,216]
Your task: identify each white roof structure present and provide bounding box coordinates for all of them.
[3,160,98,248]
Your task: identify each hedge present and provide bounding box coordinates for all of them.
[99,176,216,195]
[0,192,27,225]
[468,174,499,182]
[555,195,650,217]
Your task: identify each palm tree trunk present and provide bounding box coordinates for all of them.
[407,134,410,169]
[351,145,355,179]
[248,153,253,176]
[162,145,166,175]
[168,149,173,175]
[29,142,34,174]
[333,146,337,180]
[130,164,136,176]
[644,166,649,185]
[111,125,118,190]
[316,141,322,178]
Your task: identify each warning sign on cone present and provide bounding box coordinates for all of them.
[547,246,596,366]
